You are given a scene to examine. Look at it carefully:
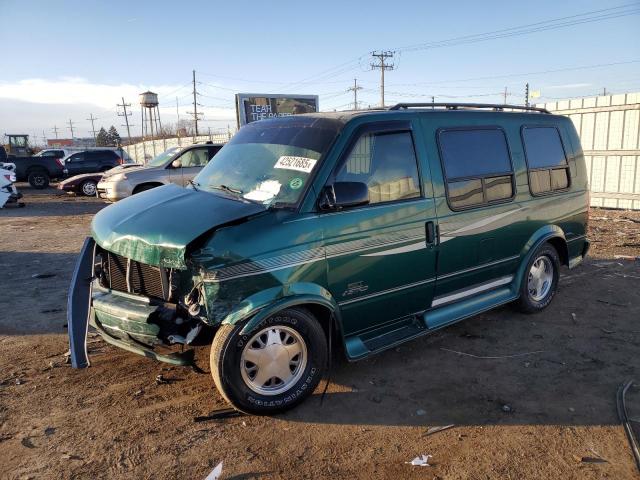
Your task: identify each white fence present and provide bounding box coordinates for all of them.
[123,133,232,164]
[540,92,640,210]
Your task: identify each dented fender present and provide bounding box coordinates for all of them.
[211,282,340,336]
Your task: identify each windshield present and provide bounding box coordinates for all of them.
[148,146,181,167]
[195,116,342,206]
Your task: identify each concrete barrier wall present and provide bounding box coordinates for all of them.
[123,133,231,164]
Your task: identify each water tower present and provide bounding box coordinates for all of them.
[139,91,163,156]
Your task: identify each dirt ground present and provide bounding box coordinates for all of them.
[1,184,639,480]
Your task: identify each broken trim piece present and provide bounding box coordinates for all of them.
[67,237,95,368]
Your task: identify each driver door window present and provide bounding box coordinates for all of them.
[180,148,210,167]
[334,131,421,204]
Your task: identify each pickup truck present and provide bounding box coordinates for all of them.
[0,146,64,188]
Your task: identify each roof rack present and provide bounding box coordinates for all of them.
[388,102,550,114]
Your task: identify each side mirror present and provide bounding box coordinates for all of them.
[320,182,369,210]
[171,159,182,169]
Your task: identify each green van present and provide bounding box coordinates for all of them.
[68,103,590,414]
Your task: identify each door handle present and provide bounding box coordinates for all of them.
[426,221,436,245]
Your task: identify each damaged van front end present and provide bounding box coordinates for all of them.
[67,182,267,368]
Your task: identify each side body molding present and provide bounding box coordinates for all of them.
[67,236,95,368]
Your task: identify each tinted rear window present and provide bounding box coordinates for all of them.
[522,127,567,169]
[439,129,512,179]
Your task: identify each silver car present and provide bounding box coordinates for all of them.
[97,143,222,201]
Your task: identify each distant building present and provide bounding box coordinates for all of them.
[46,137,96,148]
[539,92,640,210]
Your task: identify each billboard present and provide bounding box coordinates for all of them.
[235,93,319,128]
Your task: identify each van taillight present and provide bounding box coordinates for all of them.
[116,157,123,165]
[55,158,64,168]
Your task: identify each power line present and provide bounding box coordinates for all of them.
[393,3,640,53]
[371,51,395,107]
[281,3,638,91]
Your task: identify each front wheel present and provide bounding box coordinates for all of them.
[514,243,560,313]
[80,179,97,196]
[210,308,327,414]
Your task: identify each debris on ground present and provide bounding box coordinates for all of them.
[441,348,545,359]
[617,379,640,473]
[204,461,223,480]
[425,424,455,436]
[194,408,244,423]
[155,374,169,385]
[31,273,56,279]
[416,409,427,416]
[44,427,55,436]
[502,404,513,413]
[406,454,432,466]
[580,456,608,464]
[21,437,35,448]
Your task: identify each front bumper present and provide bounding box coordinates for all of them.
[96,180,132,201]
[67,238,198,368]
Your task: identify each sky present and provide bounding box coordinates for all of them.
[0,0,639,144]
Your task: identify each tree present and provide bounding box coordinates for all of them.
[96,127,109,147]
[107,126,121,146]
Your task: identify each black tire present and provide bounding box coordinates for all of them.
[79,179,97,197]
[514,243,560,313]
[210,308,327,415]
[28,170,50,189]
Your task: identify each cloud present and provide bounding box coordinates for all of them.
[0,77,236,136]
[545,83,592,90]
[0,77,193,110]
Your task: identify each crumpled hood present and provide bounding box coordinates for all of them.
[91,184,266,269]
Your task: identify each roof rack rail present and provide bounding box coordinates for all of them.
[388,102,550,114]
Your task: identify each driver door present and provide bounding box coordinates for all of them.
[321,122,438,336]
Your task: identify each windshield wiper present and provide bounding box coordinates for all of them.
[211,184,243,195]
[188,179,199,191]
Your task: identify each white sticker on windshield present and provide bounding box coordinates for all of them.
[274,156,317,173]
[243,180,282,203]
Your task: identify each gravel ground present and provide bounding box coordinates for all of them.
[1,184,639,480]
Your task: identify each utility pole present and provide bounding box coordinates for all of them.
[188,69,201,136]
[51,125,59,139]
[117,97,133,144]
[176,97,180,122]
[67,119,76,139]
[87,113,98,146]
[525,83,530,107]
[371,51,395,108]
[603,87,607,96]
[347,78,363,110]
[503,87,508,104]
[431,96,435,108]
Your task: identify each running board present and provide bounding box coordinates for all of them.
[344,282,517,360]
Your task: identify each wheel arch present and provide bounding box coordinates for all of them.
[514,224,568,292]
[132,182,163,194]
[216,282,344,346]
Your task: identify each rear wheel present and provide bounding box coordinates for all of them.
[514,243,560,313]
[80,179,97,196]
[28,170,49,189]
[210,308,327,414]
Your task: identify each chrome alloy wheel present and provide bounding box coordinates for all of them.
[528,255,553,301]
[82,181,97,196]
[240,326,308,396]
